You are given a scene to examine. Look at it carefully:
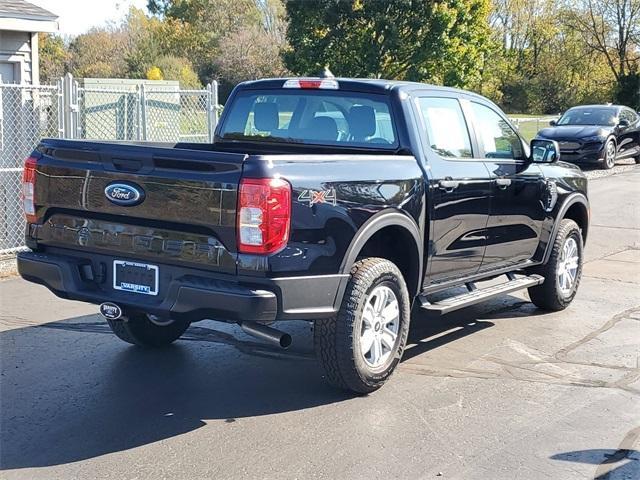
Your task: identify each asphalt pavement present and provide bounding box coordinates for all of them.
[1,167,639,480]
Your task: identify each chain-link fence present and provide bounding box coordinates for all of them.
[0,74,219,269]
[510,116,559,142]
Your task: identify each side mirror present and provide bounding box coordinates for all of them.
[549,120,557,126]
[618,119,630,128]
[530,139,560,163]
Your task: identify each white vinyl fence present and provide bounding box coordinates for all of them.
[0,74,219,261]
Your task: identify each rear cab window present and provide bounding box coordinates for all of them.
[218,89,398,149]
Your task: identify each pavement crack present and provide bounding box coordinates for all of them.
[554,306,640,362]
[589,224,640,231]
[584,246,638,265]
[581,275,640,286]
[610,369,640,390]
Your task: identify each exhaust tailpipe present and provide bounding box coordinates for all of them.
[240,321,292,349]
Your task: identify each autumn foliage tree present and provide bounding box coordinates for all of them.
[147,0,288,90]
[284,0,491,88]
[34,0,640,111]
[38,33,70,82]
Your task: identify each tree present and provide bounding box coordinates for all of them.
[147,55,202,87]
[146,66,163,80]
[616,72,640,109]
[124,7,165,79]
[284,0,491,88]
[38,33,70,83]
[147,0,288,93]
[68,27,129,78]
[147,0,266,79]
[483,0,618,113]
[565,0,640,81]
[215,24,289,86]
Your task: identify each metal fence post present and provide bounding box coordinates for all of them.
[206,83,213,143]
[73,79,81,139]
[207,81,219,142]
[139,83,147,141]
[135,85,141,141]
[0,81,4,151]
[62,73,71,138]
[56,77,64,138]
[62,73,79,139]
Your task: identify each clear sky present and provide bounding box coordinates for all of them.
[30,0,149,37]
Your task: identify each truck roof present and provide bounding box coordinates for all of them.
[237,77,485,100]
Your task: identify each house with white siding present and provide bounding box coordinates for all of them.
[0,0,58,84]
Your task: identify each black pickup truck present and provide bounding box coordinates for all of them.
[18,77,589,393]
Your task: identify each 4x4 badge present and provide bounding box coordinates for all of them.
[298,188,337,206]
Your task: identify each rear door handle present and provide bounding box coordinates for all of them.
[438,179,460,191]
[495,178,512,189]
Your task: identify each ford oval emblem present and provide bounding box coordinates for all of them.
[100,302,122,320]
[104,182,145,206]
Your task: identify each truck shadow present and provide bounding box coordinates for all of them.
[551,448,640,479]
[1,294,545,470]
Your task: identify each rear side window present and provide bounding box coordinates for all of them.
[417,97,472,158]
[219,90,397,148]
[469,102,524,160]
[620,109,638,123]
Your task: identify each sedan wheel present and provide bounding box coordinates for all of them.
[603,140,616,169]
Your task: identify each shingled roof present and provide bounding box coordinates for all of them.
[0,0,57,21]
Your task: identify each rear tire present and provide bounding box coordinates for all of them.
[528,219,583,311]
[107,313,190,347]
[314,258,411,394]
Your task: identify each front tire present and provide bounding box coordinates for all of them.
[602,139,616,169]
[528,219,583,311]
[107,313,190,347]
[314,258,411,394]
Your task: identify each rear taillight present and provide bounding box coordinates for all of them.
[237,178,291,254]
[21,156,38,223]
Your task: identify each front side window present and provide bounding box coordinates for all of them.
[470,102,524,160]
[219,90,397,148]
[417,97,472,158]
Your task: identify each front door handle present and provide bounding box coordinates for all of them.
[495,178,512,189]
[438,179,460,191]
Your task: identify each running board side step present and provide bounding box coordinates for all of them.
[418,274,544,315]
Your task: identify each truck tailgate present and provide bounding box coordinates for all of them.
[30,139,245,274]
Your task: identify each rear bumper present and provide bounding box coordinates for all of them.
[17,250,346,322]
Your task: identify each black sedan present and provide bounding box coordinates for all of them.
[536,104,640,169]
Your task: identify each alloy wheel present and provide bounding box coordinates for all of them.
[556,237,579,297]
[605,141,616,168]
[360,285,400,368]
